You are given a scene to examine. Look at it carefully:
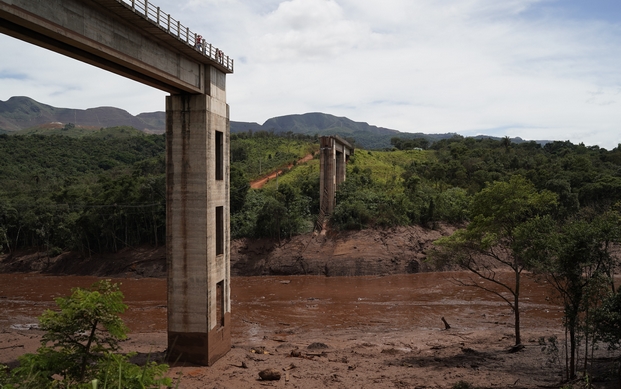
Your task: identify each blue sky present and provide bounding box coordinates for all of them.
[1,0,620,149]
[529,0,621,23]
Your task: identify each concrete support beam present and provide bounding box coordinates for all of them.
[0,0,231,94]
[166,65,230,365]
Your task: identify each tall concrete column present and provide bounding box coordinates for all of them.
[319,136,354,224]
[166,65,230,366]
[336,150,346,188]
[320,137,337,215]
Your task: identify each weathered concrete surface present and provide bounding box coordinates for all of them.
[319,136,353,219]
[166,90,230,365]
[0,0,231,93]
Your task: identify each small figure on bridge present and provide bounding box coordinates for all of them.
[216,49,223,63]
[195,34,203,50]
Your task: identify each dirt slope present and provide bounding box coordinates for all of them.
[232,225,456,276]
[0,225,455,277]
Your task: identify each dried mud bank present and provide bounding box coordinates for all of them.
[0,327,570,389]
[232,225,456,276]
[0,225,456,277]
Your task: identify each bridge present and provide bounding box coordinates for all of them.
[317,136,354,230]
[0,0,232,365]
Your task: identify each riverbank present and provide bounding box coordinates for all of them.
[0,225,456,277]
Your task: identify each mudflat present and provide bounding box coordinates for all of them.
[3,272,618,388]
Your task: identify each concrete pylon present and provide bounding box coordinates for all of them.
[319,136,354,224]
[166,65,230,366]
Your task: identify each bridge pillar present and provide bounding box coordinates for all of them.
[166,66,230,366]
[319,136,354,221]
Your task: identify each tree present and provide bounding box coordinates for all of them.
[230,165,250,214]
[433,176,557,346]
[593,287,621,389]
[523,211,621,380]
[4,280,171,388]
[39,280,128,380]
[255,196,287,241]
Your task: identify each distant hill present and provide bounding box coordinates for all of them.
[232,113,460,149]
[0,96,164,134]
[230,113,544,149]
[0,96,549,149]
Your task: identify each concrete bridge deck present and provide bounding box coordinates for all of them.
[0,0,232,93]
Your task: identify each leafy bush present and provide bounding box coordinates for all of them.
[2,280,171,388]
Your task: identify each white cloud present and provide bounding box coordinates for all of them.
[0,0,620,148]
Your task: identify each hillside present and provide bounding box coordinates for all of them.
[0,96,163,133]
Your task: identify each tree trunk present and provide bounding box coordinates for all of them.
[565,326,569,382]
[584,304,589,374]
[514,269,521,345]
[570,326,576,380]
[80,319,98,380]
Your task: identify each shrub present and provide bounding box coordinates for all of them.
[3,280,171,388]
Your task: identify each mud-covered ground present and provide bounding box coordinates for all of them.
[0,225,456,278]
[1,273,620,389]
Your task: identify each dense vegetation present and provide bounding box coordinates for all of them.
[0,128,317,254]
[2,129,621,254]
[425,136,621,381]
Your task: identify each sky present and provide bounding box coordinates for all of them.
[1,0,621,149]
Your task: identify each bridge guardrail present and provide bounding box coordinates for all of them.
[119,0,233,72]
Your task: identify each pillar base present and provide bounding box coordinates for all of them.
[167,313,231,366]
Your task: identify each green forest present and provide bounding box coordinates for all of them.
[1,128,620,254]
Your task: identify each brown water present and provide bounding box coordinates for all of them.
[0,272,564,342]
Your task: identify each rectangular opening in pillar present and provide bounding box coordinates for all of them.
[216,206,224,255]
[216,280,224,328]
[215,130,223,181]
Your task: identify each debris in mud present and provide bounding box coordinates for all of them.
[441,316,451,329]
[9,324,38,330]
[258,368,281,381]
[508,344,525,353]
[251,346,269,354]
[231,361,248,369]
[307,342,329,350]
[381,348,403,355]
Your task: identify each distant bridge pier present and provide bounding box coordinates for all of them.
[319,136,354,228]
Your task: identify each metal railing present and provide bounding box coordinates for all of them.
[118,0,233,72]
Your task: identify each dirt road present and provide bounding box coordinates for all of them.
[250,153,315,189]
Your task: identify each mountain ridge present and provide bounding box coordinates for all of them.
[0,96,547,148]
[0,96,163,133]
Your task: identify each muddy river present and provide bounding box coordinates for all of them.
[0,272,564,343]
